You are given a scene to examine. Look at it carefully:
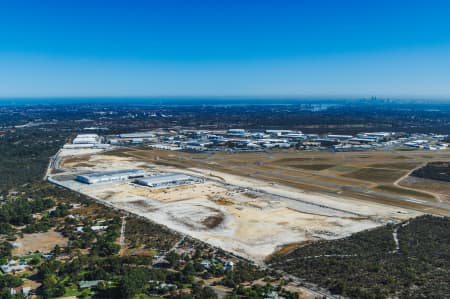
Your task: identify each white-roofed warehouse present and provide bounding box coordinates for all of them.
[73,134,100,144]
[76,169,145,184]
[135,173,200,188]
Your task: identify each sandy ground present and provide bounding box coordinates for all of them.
[61,151,145,171]
[125,181,228,202]
[185,168,419,218]
[105,196,383,261]
[12,231,68,256]
[49,152,423,262]
[59,148,108,158]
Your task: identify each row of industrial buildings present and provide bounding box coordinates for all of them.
[64,129,449,153]
[75,169,201,188]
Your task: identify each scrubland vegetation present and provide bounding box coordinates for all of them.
[412,162,450,182]
[269,215,450,299]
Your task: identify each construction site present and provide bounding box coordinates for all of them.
[48,146,450,262]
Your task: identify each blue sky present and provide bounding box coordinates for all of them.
[1,0,450,98]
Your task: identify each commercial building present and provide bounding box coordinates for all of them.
[149,144,182,151]
[63,143,110,149]
[364,132,391,139]
[265,130,294,136]
[135,173,200,188]
[116,132,158,144]
[182,141,213,147]
[282,133,306,139]
[327,134,353,140]
[119,132,156,138]
[73,134,100,144]
[227,129,246,134]
[349,138,377,144]
[76,169,145,184]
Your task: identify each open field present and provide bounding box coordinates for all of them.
[342,167,406,183]
[12,231,68,256]
[46,147,450,262]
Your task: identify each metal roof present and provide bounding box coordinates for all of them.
[136,173,194,185]
[79,169,144,179]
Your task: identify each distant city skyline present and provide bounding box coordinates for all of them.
[1,0,450,99]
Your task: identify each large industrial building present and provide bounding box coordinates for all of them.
[73,134,100,144]
[76,169,145,184]
[118,132,156,139]
[135,173,200,188]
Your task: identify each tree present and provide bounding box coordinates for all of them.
[42,274,64,298]
[92,239,120,257]
[119,268,150,299]
[166,251,180,268]
[196,286,218,299]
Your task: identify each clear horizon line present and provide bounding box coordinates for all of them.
[0,95,449,101]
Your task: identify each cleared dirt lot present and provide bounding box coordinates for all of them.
[49,148,433,262]
[12,231,68,256]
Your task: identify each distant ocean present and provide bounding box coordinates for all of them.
[0,97,447,106]
[0,97,348,106]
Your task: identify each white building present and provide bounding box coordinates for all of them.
[135,173,200,188]
[327,134,353,140]
[265,130,294,136]
[73,134,100,144]
[227,129,246,134]
[1,260,27,273]
[149,144,182,151]
[91,225,108,231]
[364,132,391,138]
[119,132,156,138]
[282,133,306,139]
[63,143,110,149]
[76,169,145,184]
